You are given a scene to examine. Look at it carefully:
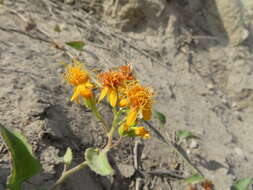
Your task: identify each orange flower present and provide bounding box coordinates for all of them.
[133,127,150,139]
[201,180,214,190]
[125,83,154,126]
[64,62,89,86]
[97,65,137,107]
[118,123,150,139]
[64,61,94,103]
[97,70,125,107]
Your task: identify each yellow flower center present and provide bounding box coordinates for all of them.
[125,83,153,125]
[126,84,153,110]
[65,64,89,86]
[98,70,124,89]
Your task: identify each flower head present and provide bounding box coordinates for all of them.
[125,83,154,126]
[118,124,150,139]
[97,70,124,107]
[98,70,125,89]
[64,60,94,103]
[97,65,137,107]
[132,127,150,139]
[64,62,89,86]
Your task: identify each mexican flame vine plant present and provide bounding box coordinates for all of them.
[50,59,155,189]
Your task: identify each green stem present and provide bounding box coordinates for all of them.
[103,108,121,152]
[49,161,88,190]
[92,103,110,132]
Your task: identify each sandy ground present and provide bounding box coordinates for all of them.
[0,0,253,190]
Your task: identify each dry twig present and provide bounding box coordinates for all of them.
[134,140,142,190]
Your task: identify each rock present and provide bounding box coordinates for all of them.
[189,140,199,149]
[117,163,135,178]
[40,146,60,174]
[207,83,215,90]
[141,153,148,160]
[234,147,247,160]
[241,0,253,42]
[206,0,249,46]
[104,0,168,32]
[225,48,253,96]
[142,0,167,18]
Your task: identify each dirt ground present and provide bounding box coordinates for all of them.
[0,0,253,190]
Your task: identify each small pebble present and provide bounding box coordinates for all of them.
[141,153,148,160]
[57,68,64,73]
[117,164,135,178]
[190,140,199,149]
[207,83,215,90]
[234,147,247,160]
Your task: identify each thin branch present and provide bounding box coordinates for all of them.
[49,161,88,190]
[0,26,51,44]
[144,169,185,179]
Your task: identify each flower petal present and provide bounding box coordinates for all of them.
[85,81,94,88]
[109,89,117,107]
[71,87,80,102]
[126,108,138,126]
[119,98,128,107]
[98,87,108,102]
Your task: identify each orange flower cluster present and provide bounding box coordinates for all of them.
[98,65,153,139]
[97,65,135,107]
[64,62,154,139]
[64,60,93,103]
[118,83,153,139]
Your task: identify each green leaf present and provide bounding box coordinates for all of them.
[0,124,41,190]
[63,147,73,166]
[65,41,85,51]
[176,130,199,141]
[85,148,114,176]
[231,177,252,190]
[154,110,166,128]
[185,173,204,184]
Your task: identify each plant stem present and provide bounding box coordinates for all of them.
[103,108,121,152]
[49,161,88,190]
[92,103,110,132]
[111,136,123,148]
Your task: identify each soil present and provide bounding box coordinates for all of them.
[0,0,253,190]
